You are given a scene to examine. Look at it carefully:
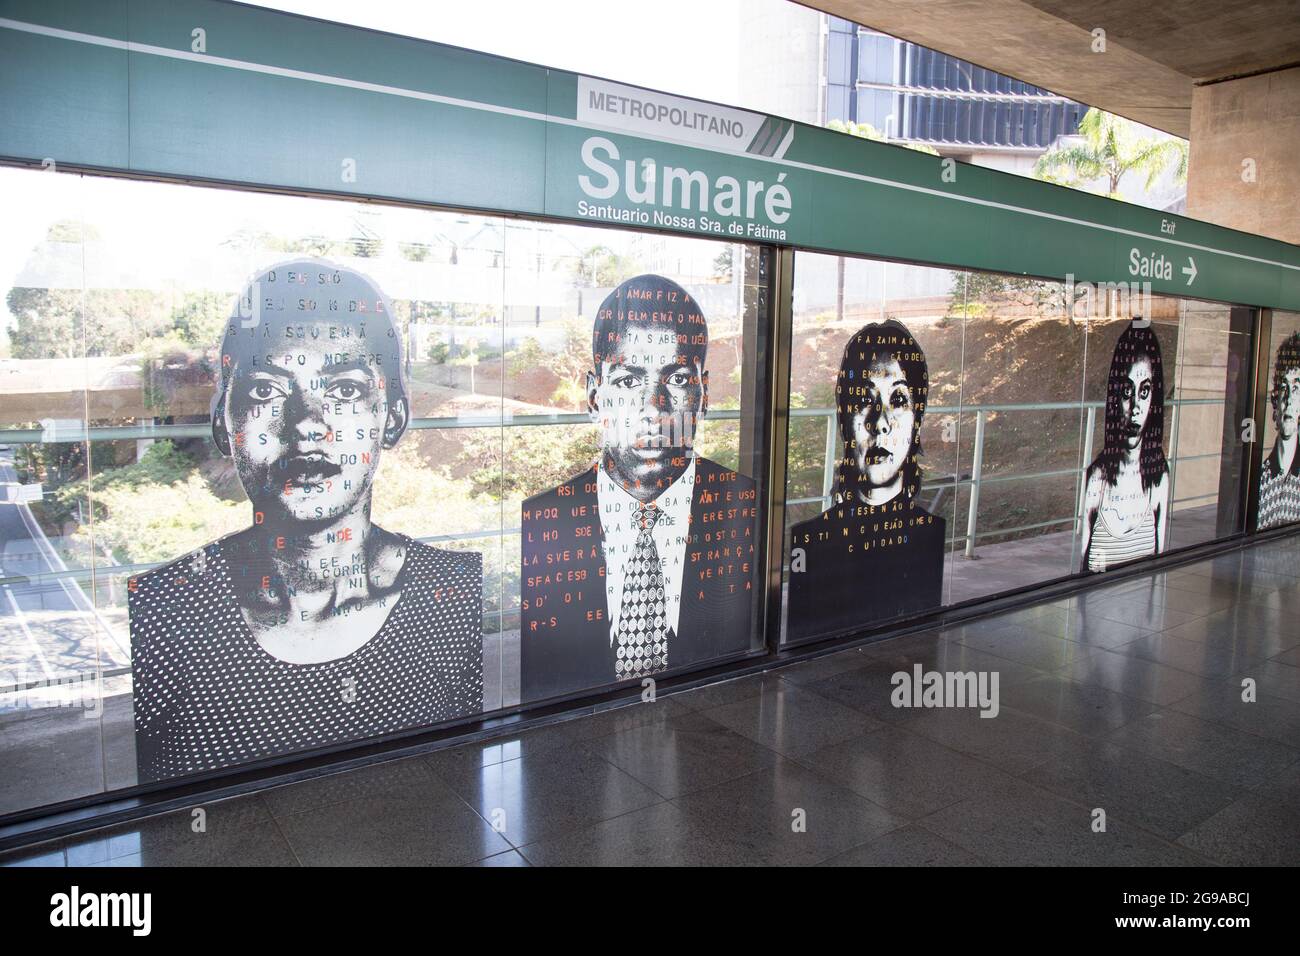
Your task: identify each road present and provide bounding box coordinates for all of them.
[0,453,131,703]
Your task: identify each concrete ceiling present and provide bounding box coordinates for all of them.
[807,0,1300,138]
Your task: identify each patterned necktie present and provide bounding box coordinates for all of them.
[613,502,670,680]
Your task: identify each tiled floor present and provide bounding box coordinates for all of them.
[4,533,1299,867]
[0,505,1224,817]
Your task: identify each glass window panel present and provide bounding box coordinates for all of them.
[0,161,1267,818]
[782,253,958,644]
[508,225,768,702]
[0,169,103,815]
[1,164,771,807]
[0,166,769,806]
[950,270,1086,602]
[1076,301,1179,576]
[1164,298,1253,547]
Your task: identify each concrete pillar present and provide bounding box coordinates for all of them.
[1184,69,1298,537]
[1186,67,1300,244]
[136,418,157,462]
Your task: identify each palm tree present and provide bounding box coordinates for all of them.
[1034,108,1188,199]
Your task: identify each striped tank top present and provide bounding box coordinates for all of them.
[1087,491,1156,572]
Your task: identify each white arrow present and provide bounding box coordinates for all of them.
[1182,256,1197,285]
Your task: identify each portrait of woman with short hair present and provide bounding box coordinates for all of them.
[785,319,947,642]
[1079,323,1170,573]
[129,260,483,782]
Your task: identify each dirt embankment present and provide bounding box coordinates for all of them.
[788,303,1181,539]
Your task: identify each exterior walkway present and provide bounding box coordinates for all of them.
[3,532,1298,867]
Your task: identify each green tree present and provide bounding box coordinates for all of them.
[457,424,600,500]
[170,290,230,348]
[507,335,547,378]
[571,245,639,287]
[454,337,481,392]
[399,241,432,262]
[6,286,85,359]
[53,441,244,565]
[780,390,841,522]
[5,222,217,358]
[6,286,173,359]
[1033,108,1188,198]
[17,439,88,504]
[712,246,734,282]
[427,333,450,365]
[548,316,596,408]
[947,270,1087,327]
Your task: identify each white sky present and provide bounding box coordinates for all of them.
[255,0,751,103]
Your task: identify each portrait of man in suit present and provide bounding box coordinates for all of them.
[520,274,758,702]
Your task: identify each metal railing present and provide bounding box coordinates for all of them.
[0,396,1226,589]
[788,396,1226,558]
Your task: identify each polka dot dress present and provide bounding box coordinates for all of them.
[128,536,483,783]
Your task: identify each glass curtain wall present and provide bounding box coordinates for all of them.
[0,163,1264,812]
[0,167,768,812]
[780,250,1255,646]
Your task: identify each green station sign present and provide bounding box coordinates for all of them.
[3,0,1299,310]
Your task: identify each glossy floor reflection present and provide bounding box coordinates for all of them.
[5,534,1299,867]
